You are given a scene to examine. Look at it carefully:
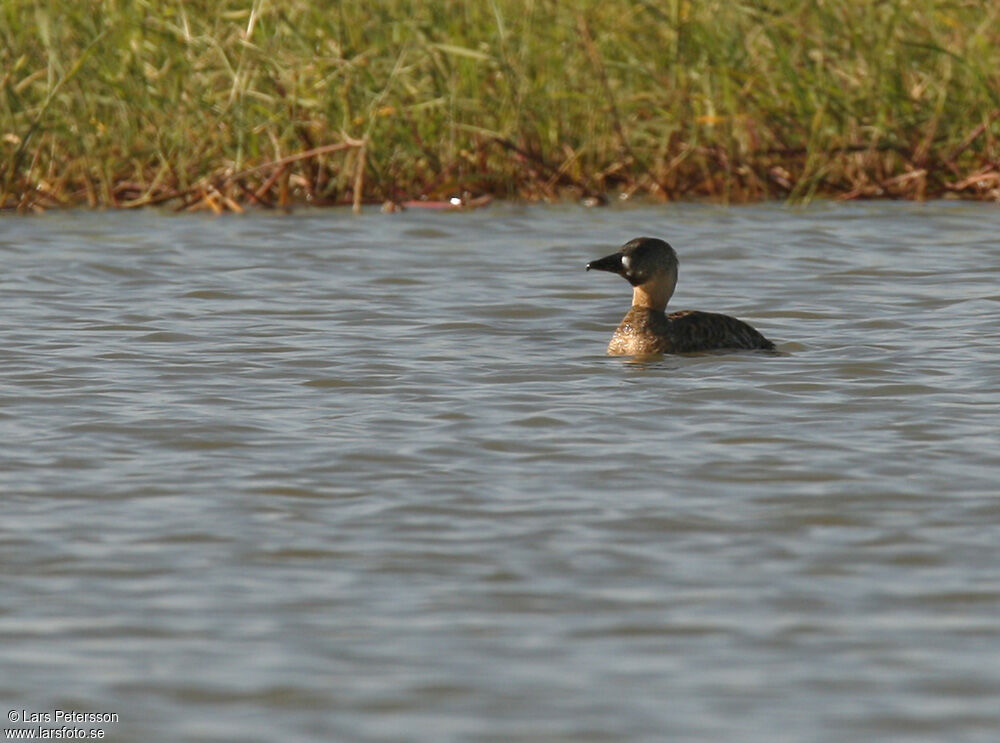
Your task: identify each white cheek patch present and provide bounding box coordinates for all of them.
[621,255,632,270]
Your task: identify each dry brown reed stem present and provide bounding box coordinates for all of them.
[155,139,366,213]
[255,164,290,205]
[946,110,1000,168]
[353,141,367,215]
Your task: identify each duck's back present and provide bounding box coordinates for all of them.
[666,310,774,352]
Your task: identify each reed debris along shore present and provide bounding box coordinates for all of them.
[3,1,1000,212]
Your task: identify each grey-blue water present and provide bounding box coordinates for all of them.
[1,202,999,742]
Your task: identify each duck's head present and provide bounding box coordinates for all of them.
[587,237,679,311]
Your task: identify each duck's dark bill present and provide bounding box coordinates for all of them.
[586,252,623,273]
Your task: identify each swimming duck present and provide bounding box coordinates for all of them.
[587,237,774,355]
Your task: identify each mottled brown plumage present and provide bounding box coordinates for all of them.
[587,237,775,356]
[607,307,773,355]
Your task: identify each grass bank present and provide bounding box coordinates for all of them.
[3,0,1000,212]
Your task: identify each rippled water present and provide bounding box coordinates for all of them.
[2,202,999,742]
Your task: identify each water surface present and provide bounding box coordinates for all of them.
[2,202,999,742]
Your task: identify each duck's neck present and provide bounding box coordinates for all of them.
[631,282,672,313]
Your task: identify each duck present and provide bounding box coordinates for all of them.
[587,237,775,355]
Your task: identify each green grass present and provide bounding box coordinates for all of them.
[3,0,1000,211]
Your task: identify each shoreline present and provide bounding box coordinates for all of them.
[4,140,997,214]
